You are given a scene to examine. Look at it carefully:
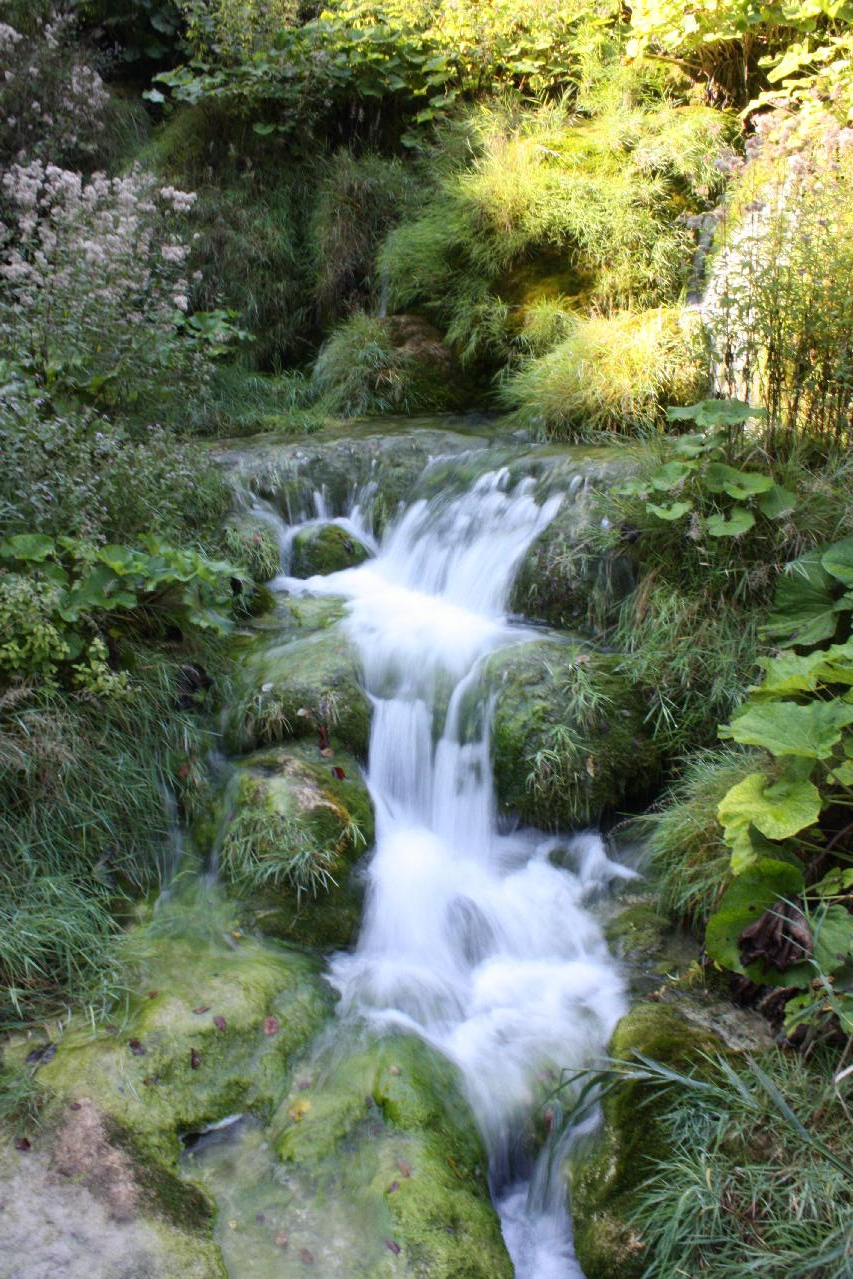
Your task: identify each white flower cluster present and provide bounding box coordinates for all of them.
[0,160,208,406]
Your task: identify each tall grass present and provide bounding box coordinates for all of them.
[501,307,708,436]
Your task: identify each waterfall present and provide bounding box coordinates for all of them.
[281,460,629,1276]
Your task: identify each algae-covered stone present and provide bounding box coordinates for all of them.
[487,638,658,828]
[37,920,332,1169]
[212,742,374,948]
[227,625,370,759]
[511,498,634,633]
[568,1002,725,1279]
[223,514,281,584]
[267,1033,513,1278]
[290,522,371,577]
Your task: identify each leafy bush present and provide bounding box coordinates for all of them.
[501,307,707,436]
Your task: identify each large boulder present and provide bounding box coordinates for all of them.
[208,743,374,949]
[290,522,371,577]
[486,638,659,829]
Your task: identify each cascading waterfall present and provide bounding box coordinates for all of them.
[279,460,630,1276]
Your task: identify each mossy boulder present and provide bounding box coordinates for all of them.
[568,1001,724,1279]
[510,499,634,633]
[290,522,371,577]
[268,1033,514,1278]
[223,513,281,584]
[36,925,332,1170]
[486,639,659,829]
[210,743,374,949]
[226,625,370,759]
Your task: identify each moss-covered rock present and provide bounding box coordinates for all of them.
[222,514,282,584]
[290,522,371,577]
[486,638,659,828]
[568,1001,723,1279]
[226,625,371,759]
[266,1033,513,1278]
[510,497,634,633]
[37,926,332,1169]
[209,743,374,949]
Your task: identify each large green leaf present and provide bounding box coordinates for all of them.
[782,904,853,988]
[822,536,853,586]
[721,699,853,758]
[754,641,853,696]
[0,533,55,562]
[703,462,774,498]
[760,549,842,647]
[718,770,821,873]
[648,459,696,490]
[646,500,692,521]
[666,398,767,427]
[758,484,797,519]
[705,858,805,982]
[706,506,755,537]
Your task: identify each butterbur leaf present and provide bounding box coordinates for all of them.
[753,642,853,696]
[705,858,806,984]
[646,500,691,521]
[718,771,821,872]
[648,460,695,490]
[0,533,55,562]
[721,699,853,758]
[758,484,797,519]
[704,463,773,498]
[822,536,853,586]
[667,398,766,427]
[706,507,755,537]
[761,549,841,647]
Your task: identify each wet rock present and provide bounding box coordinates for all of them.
[271,1034,514,1278]
[290,523,370,578]
[226,625,371,759]
[49,1098,140,1222]
[207,743,374,949]
[486,638,659,829]
[36,927,332,1169]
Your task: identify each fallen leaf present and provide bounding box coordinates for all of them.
[14,1137,31,1151]
[231,930,243,939]
[128,1039,146,1056]
[193,1005,211,1015]
[288,1098,311,1122]
[147,990,158,999]
[264,1016,279,1037]
[69,1101,82,1111]
[255,1214,266,1225]
[320,747,334,758]
[25,1043,56,1066]
[274,1231,289,1248]
[296,707,310,718]
[191,1049,201,1070]
[331,766,346,780]
[299,1248,314,1264]
[396,1159,412,1178]
[228,1220,237,1231]
[297,1077,311,1090]
[386,1240,401,1255]
[387,1180,399,1195]
[389,1065,401,1076]
[213,1015,227,1031]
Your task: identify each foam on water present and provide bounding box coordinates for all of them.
[276,461,629,1276]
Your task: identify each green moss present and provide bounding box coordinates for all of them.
[226,625,371,759]
[487,639,659,828]
[569,1002,723,1279]
[290,522,371,577]
[211,742,374,949]
[37,929,332,1169]
[270,1034,513,1278]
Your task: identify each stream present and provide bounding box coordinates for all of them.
[225,436,631,1276]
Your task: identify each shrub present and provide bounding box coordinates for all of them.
[500,307,707,436]
[311,312,457,417]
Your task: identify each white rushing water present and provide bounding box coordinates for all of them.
[279,462,629,1277]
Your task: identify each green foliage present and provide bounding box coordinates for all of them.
[311,312,457,417]
[500,307,707,436]
[638,747,761,928]
[708,131,853,450]
[594,1049,853,1278]
[158,0,613,141]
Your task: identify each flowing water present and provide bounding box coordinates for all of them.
[266,453,630,1276]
